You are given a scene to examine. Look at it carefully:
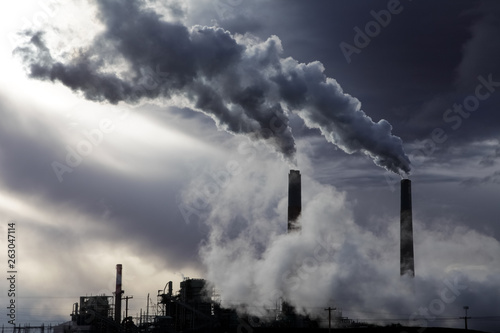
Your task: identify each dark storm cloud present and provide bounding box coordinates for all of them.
[456,1,500,89]
[201,0,500,181]
[479,144,500,167]
[15,0,411,174]
[247,1,500,147]
[461,170,500,187]
[236,1,500,189]
[340,0,500,147]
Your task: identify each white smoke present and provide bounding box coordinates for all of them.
[196,157,500,329]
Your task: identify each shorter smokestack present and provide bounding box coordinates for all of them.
[115,264,123,323]
[400,179,415,277]
[288,170,301,232]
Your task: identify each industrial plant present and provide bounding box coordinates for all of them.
[34,170,428,333]
[63,273,239,333]
[3,171,483,333]
[54,269,371,333]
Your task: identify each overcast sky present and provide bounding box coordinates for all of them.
[1,0,499,331]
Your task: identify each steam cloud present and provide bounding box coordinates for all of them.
[15,0,410,174]
[195,162,500,327]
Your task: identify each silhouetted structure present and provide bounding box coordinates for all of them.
[115,264,123,324]
[400,179,415,277]
[156,278,218,332]
[288,170,301,232]
[69,295,117,332]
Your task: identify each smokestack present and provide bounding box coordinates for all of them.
[400,179,415,277]
[288,170,301,232]
[115,264,123,323]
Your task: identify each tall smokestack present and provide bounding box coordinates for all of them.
[288,170,301,232]
[400,179,415,277]
[115,264,123,323]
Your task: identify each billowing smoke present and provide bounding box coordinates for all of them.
[193,159,500,329]
[15,0,410,174]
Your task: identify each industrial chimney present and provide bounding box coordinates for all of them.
[115,264,123,323]
[288,170,301,232]
[400,179,415,277]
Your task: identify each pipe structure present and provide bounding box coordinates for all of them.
[400,179,415,277]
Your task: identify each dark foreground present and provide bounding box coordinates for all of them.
[245,328,486,333]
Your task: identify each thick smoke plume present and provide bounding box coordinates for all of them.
[15,0,410,174]
[194,160,500,329]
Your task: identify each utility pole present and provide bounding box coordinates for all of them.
[460,306,471,330]
[123,295,133,319]
[324,307,336,333]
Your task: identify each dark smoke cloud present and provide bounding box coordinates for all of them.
[15,0,410,174]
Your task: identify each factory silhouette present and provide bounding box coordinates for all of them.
[44,171,461,333]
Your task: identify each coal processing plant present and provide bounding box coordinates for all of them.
[58,265,333,333]
[48,171,479,333]
[64,272,242,333]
